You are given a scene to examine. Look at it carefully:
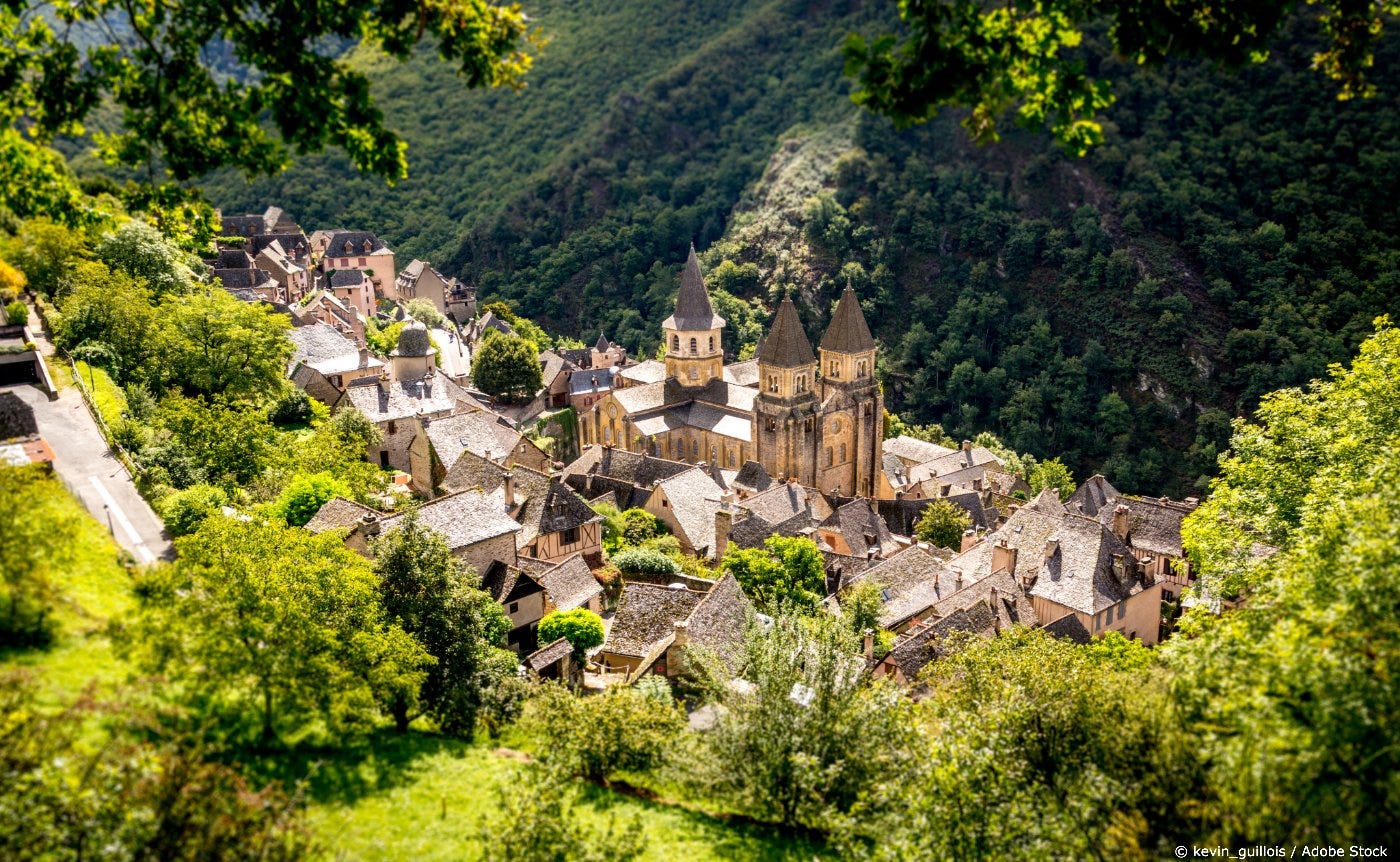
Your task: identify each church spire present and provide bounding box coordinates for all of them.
[662,244,724,331]
[757,295,815,368]
[819,284,875,354]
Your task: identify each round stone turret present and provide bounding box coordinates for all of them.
[394,320,432,357]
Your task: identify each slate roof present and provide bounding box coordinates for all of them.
[950,504,1149,616]
[213,268,276,291]
[722,358,760,388]
[426,409,527,469]
[324,231,388,256]
[0,391,38,440]
[216,248,253,269]
[604,583,706,659]
[539,349,572,387]
[904,445,1002,486]
[527,637,574,671]
[731,460,773,495]
[757,296,814,367]
[1069,474,1122,517]
[378,489,520,553]
[617,360,667,386]
[220,215,266,236]
[480,560,542,604]
[338,372,470,423]
[885,602,997,681]
[683,572,751,668]
[821,500,900,558]
[1097,495,1193,558]
[741,481,827,528]
[286,323,357,374]
[561,446,691,494]
[442,448,508,494]
[884,435,956,466]
[570,368,614,396]
[613,381,668,414]
[247,232,310,260]
[930,570,1038,631]
[654,467,726,556]
[819,285,875,354]
[846,545,960,629]
[537,553,603,611]
[507,468,600,546]
[304,496,381,534]
[329,269,370,288]
[662,246,725,331]
[1043,613,1093,644]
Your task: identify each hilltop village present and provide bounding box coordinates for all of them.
[195,206,1204,684]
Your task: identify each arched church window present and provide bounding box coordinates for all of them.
[708,336,715,352]
[857,359,868,378]
[727,450,736,467]
[689,337,697,354]
[692,440,699,457]
[767,375,778,392]
[829,360,839,377]
[825,447,833,467]
[672,334,679,351]
[839,443,847,463]
[766,417,777,432]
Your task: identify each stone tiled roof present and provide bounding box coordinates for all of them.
[722,359,760,387]
[561,446,691,493]
[757,296,814,367]
[884,435,956,465]
[324,231,388,256]
[339,372,470,423]
[846,545,960,629]
[507,468,599,547]
[818,285,875,354]
[570,368,614,396]
[526,637,573,671]
[539,349,573,387]
[379,489,520,554]
[617,359,667,386]
[480,560,541,604]
[740,481,824,528]
[904,445,1002,486]
[655,467,726,555]
[426,409,526,471]
[886,602,996,681]
[329,268,370,288]
[950,504,1149,616]
[821,499,900,557]
[286,323,356,373]
[930,570,1038,632]
[442,448,508,494]
[1097,495,1193,558]
[216,248,253,268]
[304,496,381,534]
[213,268,277,291]
[683,572,751,667]
[248,232,310,260]
[1043,613,1093,644]
[1068,474,1122,517]
[613,381,668,414]
[604,583,705,659]
[537,553,602,611]
[662,246,725,331]
[731,460,773,494]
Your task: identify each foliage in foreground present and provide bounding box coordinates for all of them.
[0,672,313,861]
[522,683,685,785]
[481,762,645,862]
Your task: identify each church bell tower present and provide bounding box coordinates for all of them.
[753,296,818,486]
[662,246,725,388]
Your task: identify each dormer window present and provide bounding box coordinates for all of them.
[343,241,353,254]
[362,239,372,252]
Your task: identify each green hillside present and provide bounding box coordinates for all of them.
[205,2,1400,496]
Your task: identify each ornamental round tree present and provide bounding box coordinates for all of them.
[471,332,543,403]
[538,608,605,658]
[913,499,973,550]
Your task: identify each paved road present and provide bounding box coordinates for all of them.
[432,326,471,380]
[9,382,170,564]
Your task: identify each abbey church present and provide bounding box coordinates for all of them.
[578,247,884,497]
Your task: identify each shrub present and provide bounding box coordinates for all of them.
[161,484,228,537]
[522,683,684,784]
[3,300,25,325]
[538,608,605,658]
[273,472,348,527]
[610,547,681,578]
[268,388,313,426]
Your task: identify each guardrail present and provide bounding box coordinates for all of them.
[63,349,144,481]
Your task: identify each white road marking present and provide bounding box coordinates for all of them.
[88,475,156,564]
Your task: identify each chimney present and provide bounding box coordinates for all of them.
[863,628,874,660]
[989,586,1001,634]
[358,512,380,538]
[358,345,368,368]
[1044,536,1059,561]
[1112,504,1130,541]
[972,477,983,492]
[714,503,733,560]
[960,529,979,553]
[954,567,964,589]
[991,539,1018,576]
[1111,553,1127,583]
[940,483,951,497]
[961,439,973,466]
[503,471,515,510]
[672,620,689,648]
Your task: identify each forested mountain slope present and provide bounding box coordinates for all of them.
[207,2,1400,496]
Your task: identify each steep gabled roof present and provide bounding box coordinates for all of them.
[536,553,603,611]
[662,245,725,331]
[683,573,751,668]
[378,489,520,553]
[819,285,875,354]
[604,583,705,658]
[1069,474,1122,517]
[304,496,381,534]
[757,296,814,368]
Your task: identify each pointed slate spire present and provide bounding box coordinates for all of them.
[819,284,875,353]
[758,295,815,368]
[662,244,725,330]
[595,331,610,352]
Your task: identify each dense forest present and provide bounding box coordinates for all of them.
[206,0,1400,495]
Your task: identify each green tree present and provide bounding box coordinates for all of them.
[0,674,314,862]
[1027,457,1077,501]
[721,536,826,613]
[538,608,605,659]
[694,613,913,829]
[160,483,228,538]
[150,395,277,490]
[274,472,349,527]
[153,289,293,399]
[844,0,1393,153]
[480,763,644,862]
[95,219,197,299]
[471,331,543,403]
[522,683,684,785]
[11,218,89,299]
[124,516,430,744]
[0,0,533,225]
[403,298,448,329]
[3,300,24,325]
[372,513,513,735]
[51,262,155,381]
[0,466,66,647]
[912,498,972,549]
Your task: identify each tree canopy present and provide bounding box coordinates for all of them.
[720,535,826,613]
[471,331,543,403]
[913,498,972,549]
[844,0,1398,153]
